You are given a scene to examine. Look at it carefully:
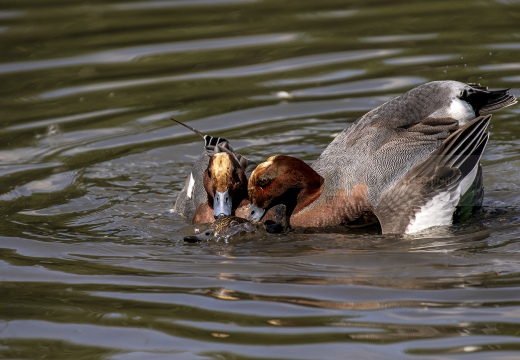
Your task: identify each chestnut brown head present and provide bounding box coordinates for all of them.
[248,155,323,222]
[203,152,248,218]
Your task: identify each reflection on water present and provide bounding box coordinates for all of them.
[1,0,520,359]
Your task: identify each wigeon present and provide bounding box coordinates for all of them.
[248,81,517,234]
[173,119,256,223]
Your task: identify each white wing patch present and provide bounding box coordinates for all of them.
[187,172,195,199]
[459,162,478,196]
[405,187,461,234]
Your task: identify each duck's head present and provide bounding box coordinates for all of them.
[204,152,249,219]
[248,155,324,222]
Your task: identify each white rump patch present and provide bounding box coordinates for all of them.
[405,188,461,234]
[187,172,195,199]
[447,99,474,123]
[429,98,475,124]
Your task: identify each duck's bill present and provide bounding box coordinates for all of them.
[248,203,266,222]
[184,229,215,243]
[214,189,232,219]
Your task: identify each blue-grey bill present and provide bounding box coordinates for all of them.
[248,203,266,222]
[184,229,215,243]
[214,189,232,218]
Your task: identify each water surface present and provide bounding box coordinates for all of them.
[1,0,520,359]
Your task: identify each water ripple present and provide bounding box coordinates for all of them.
[36,49,400,100]
[1,0,520,358]
[113,0,258,10]
[0,33,299,75]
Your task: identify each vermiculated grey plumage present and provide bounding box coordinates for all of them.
[376,115,490,233]
[310,81,516,231]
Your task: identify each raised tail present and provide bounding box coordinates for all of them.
[171,118,257,176]
[465,84,517,114]
[171,118,228,148]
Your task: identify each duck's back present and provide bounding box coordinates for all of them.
[312,81,465,206]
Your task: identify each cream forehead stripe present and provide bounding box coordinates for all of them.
[212,153,233,179]
[251,156,276,178]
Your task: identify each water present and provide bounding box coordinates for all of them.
[1,0,520,359]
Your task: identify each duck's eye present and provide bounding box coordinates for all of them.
[258,178,270,188]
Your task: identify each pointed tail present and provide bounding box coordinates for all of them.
[466,85,517,113]
[171,118,227,147]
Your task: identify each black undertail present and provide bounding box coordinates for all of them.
[463,85,517,115]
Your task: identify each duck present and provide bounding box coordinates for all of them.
[172,119,256,224]
[248,81,517,234]
[183,205,288,242]
[183,215,256,242]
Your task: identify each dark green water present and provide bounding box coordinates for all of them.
[1,0,520,359]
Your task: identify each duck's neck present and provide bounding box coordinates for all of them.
[290,181,375,228]
[284,166,324,215]
[293,179,324,214]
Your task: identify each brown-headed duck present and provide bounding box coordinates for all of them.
[173,119,256,224]
[248,81,517,234]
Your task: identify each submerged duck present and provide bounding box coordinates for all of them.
[248,81,517,234]
[184,205,288,242]
[183,215,256,242]
[173,119,256,223]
